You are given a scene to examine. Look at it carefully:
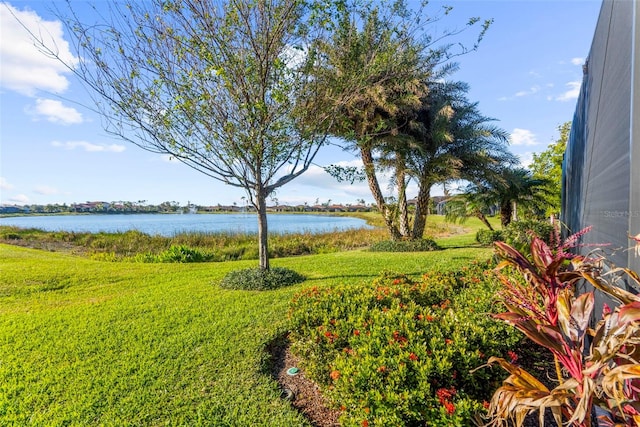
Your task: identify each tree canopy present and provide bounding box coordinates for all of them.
[313,0,499,240]
[27,0,338,270]
[448,166,551,228]
[530,121,570,218]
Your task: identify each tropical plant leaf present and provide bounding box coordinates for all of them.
[485,357,550,392]
[580,271,639,306]
[530,237,554,271]
[480,357,571,427]
[569,291,594,340]
[618,301,640,325]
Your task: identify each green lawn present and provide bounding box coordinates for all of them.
[0,219,493,426]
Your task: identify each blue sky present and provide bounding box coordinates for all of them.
[0,0,602,207]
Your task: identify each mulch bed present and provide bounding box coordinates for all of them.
[266,335,340,427]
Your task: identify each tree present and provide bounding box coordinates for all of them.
[530,121,570,218]
[313,0,492,240]
[449,167,551,228]
[397,79,516,238]
[444,190,496,230]
[24,0,334,270]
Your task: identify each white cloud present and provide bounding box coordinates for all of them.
[9,194,29,204]
[555,81,581,101]
[51,140,126,153]
[510,128,539,146]
[29,98,83,124]
[518,152,535,169]
[0,3,78,96]
[515,85,540,97]
[571,57,585,66]
[34,185,58,195]
[0,176,14,190]
[284,160,375,201]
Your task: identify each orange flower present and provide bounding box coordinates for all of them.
[444,401,455,415]
[445,338,453,345]
[330,370,340,380]
[392,331,408,345]
[409,352,418,361]
[362,420,369,427]
[483,400,490,409]
[377,365,386,373]
[353,329,360,336]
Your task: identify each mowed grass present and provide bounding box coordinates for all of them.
[0,217,493,426]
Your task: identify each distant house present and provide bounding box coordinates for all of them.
[72,201,110,212]
[0,205,28,214]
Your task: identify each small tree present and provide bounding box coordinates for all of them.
[21,0,334,271]
[530,122,570,218]
[450,167,551,228]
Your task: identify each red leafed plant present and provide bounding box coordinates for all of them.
[477,227,640,427]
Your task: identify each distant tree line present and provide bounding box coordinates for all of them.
[0,200,383,215]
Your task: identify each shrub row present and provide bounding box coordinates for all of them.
[475,219,555,251]
[288,262,522,426]
[220,267,305,291]
[133,245,214,263]
[369,238,440,252]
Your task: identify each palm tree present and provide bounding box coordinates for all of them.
[448,167,551,228]
[444,189,496,230]
[391,79,516,238]
[493,167,551,227]
[312,6,429,240]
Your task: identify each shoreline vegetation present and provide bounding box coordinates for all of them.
[0,213,468,262]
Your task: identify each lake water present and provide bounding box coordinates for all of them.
[0,213,372,237]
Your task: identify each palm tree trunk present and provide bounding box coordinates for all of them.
[360,145,401,240]
[396,157,410,238]
[411,177,431,239]
[476,213,494,231]
[500,202,512,228]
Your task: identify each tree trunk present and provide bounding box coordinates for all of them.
[396,157,410,238]
[360,145,401,240]
[411,177,431,239]
[476,213,494,231]
[256,187,270,270]
[500,202,512,228]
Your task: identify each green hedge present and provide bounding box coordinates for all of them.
[475,230,503,246]
[288,262,521,426]
[220,267,305,291]
[369,238,440,252]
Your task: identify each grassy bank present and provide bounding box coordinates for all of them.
[0,217,494,426]
[0,213,475,262]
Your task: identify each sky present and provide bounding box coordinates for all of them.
[0,0,603,207]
